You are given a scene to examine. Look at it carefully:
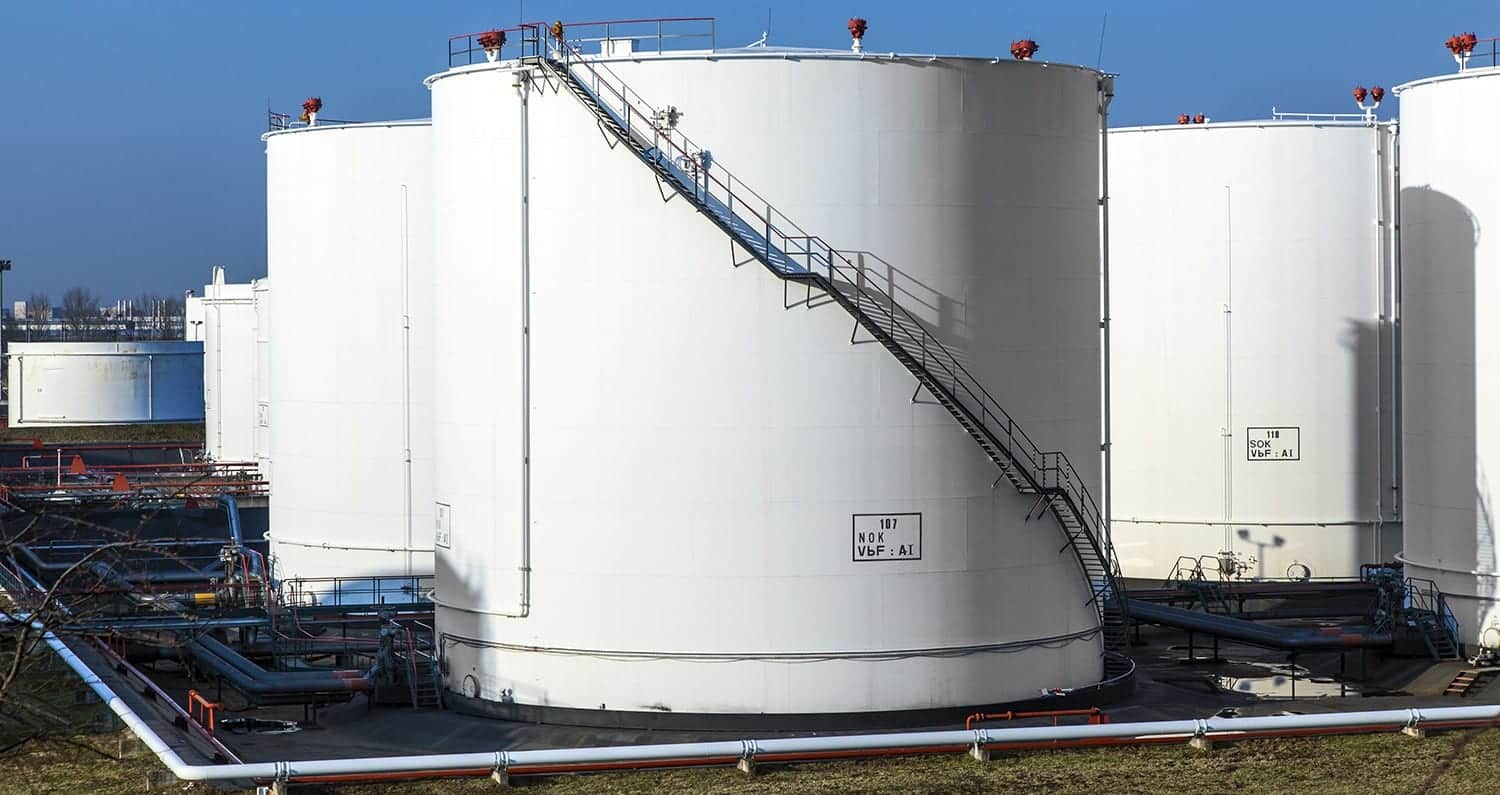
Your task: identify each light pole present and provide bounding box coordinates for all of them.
[0,259,11,409]
[0,259,10,351]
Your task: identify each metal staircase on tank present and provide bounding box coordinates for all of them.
[1403,577,1461,661]
[515,22,1129,677]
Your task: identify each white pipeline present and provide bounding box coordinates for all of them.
[43,628,1500,784]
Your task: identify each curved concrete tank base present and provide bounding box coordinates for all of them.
[1397,67,1500,645]
[1108,121,1400,582]
[262,121,435,585]
[429,49,1108,721]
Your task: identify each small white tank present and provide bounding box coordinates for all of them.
[201,267,259,463]
[8,341,204,426]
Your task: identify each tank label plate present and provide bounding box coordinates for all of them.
[1246,427,1300,461]
[852,513,922,562]
[435,502,452,548]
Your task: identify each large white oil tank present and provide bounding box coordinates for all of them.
[1108,120,1400,582]
[262,121,434,584]
[428,29,1110,724]
[1397,62,1500,644]
[7,341,204,426]
[201,266,260,463]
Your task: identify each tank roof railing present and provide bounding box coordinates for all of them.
[448,17,714,68]
[1268,108,1375,123]
[1455,36,1500,71]
[448,22,547,68]
[267,110,362,132]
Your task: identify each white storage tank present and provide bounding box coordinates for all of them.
[185,296,205,341]
[253,279,272,482]
[1397,61,1500,644]
[200,266,260,463]
[263,120,434,584]
[1108,120,1400,582]
[7,341,204,426]
[428,26,1110,724]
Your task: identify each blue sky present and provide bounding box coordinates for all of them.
[0,1,1490,301]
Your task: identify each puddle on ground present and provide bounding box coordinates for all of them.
[1213,661,1358,699]
[218,717,302,734]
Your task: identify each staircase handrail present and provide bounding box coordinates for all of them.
[532,27,1113,569]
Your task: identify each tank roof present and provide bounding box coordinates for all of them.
[1111,119,1391,134]
[261,118,430,143]
[427,47,1101,88]
[1394,64,1500,94]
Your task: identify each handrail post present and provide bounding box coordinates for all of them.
[765,204,771,261]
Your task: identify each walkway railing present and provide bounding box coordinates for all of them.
[267,111,363,131]
[448,17,714,68]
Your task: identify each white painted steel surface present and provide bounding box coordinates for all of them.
[253,279,272,482]
[184,297,205,341]
[428,50,1106,716]
[7,342,204,426]
[1398,68,1500,644]
[201,267,258,463]
[1108,122,1399,582]
[263,121,434,582]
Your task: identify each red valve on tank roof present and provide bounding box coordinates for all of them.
[302,97,323,114]
[848,18,867,52]
[478,30,506,51]
[1353,86,1368,103]
[1010,39,1039,60]
[1448,32,1478,54]
[1193,114,1206,124]
[1177,114,1190,125]
[1370,86,1385,103]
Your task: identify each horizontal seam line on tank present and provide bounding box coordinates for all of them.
[1396,553,1500,581]
[1114,518,1393,528]
[438,627,1100,663]
[263,533,434,553]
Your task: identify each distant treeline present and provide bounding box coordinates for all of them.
[5,287,186,342]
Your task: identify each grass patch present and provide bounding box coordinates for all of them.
[0,423,203,445]
[5,729,1488,794]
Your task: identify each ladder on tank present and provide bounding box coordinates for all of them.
[525,29,1129,675]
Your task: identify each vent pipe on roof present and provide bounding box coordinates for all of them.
[848,18,867,52]
[1447,32,1478,72]
[1353,86,1384,122]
